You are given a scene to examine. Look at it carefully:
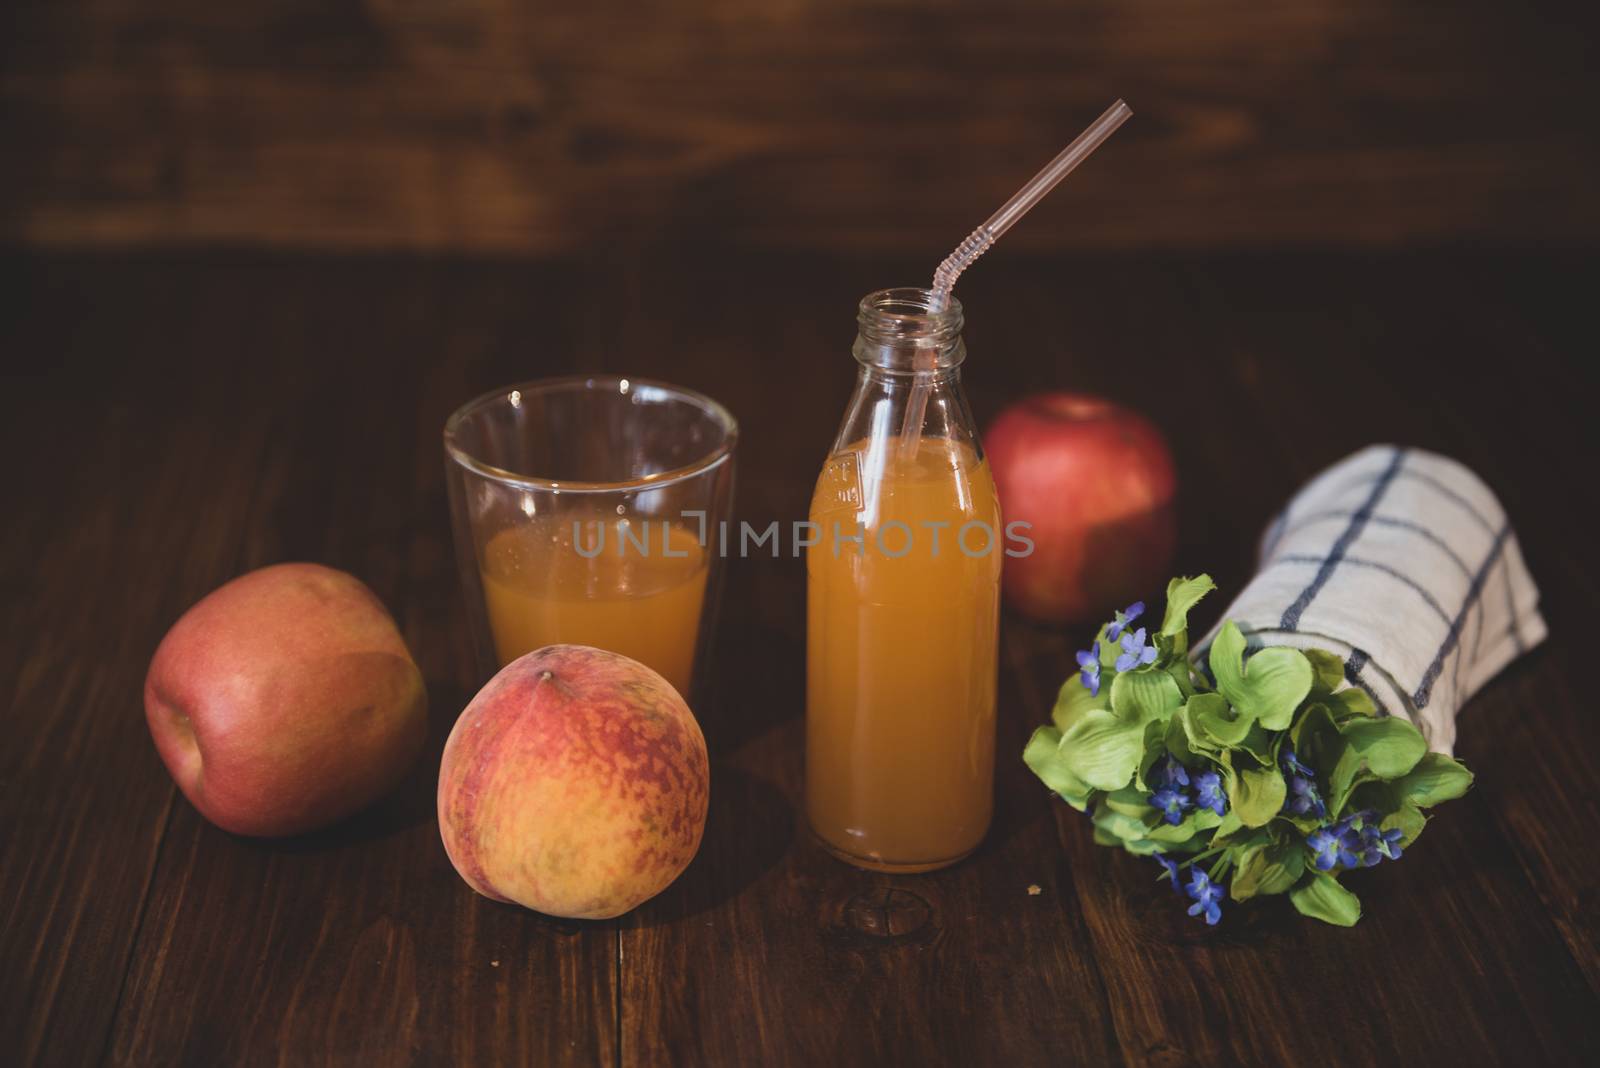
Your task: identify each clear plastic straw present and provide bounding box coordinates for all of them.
[900,100,1132,447]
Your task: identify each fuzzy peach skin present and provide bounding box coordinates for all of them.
[143,563,427,837]
[437,645,710,920]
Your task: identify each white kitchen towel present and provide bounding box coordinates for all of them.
[1197,445,1545,754]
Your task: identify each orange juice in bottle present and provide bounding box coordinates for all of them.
[806,289,1003,872]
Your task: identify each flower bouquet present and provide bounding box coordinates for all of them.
[1022,575,1474,927]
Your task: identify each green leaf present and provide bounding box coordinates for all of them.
[1222,751,1286,824]
[1116,835,1165,856]
[1303,648,1347,694]
[1160,574,1216,638]
[1108,668,1184,726]
[1225,753,1288,828]
[1330,686,1377,719]
[1091,804,1154,842]
[1290,873,1362,926]
[1136,719,1173,792]
[1211,808,1245,844]
[1156,636,1198,697]
[1172,702,1220,757]
[1340,716,1428,780]
[1056,708,1147,791]
[1289,702,1357,813]
[1346,779,1399,820]
[1208,621,1250,692]
[1022,726,1094,810]
[1097,633,1122,670]
[1209,622,1314,731]
[1187,691,1254,747]
[1384,801,1427,846]
[1236,722,1276,766]
[1090,804,1166,855]
[1291,702,1341,771]
[1232,838,1306,901]
[1143,823,1199,847]
[1278,810,1326,837]
[1327,744,1370,818]
[1163,712,1200,766]
[1395,752,1474,807]
[1102,785,1152,818]
[1145,808,1223,844]
[1218,826,1272,856]
[1052,674,1107,733]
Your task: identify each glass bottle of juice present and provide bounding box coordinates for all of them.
[806,288,1002,872]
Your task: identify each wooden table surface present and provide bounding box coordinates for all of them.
[3,247,1597,1066]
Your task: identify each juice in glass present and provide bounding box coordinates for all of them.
[444,376,736,696]
[480,516,708,696]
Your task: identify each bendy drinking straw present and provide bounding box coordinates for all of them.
[899,100,1133,446]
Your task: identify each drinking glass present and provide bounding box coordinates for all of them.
[444,376,737,699]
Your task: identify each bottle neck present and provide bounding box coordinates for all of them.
[832,288,980,458]
[852,288,966,376]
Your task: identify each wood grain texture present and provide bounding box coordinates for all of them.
[3,1,1599,254]
[0,270,285,1065]
[1,247,1597,1066]
[994,257,1600,1065]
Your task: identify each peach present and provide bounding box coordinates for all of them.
[144,563,427,837]
[437,644,710,920]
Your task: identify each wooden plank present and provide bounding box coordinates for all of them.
[0,260,284,1065]
[3,2,1598,253]
[612,362,1122,1061]
[1316,255,1600,994]
[98,259,621,1065]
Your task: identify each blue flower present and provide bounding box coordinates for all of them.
[1185,869,1223,925]
[1305,809,1402,873]
[1115,627,1158,672]
[1285,775,1328,819]
[1331,809,1374,841]
[1106,601,1145,642]
[1278,744,1328,820]
[1279,744,1315,780]
[1151,787,1192,825]
[1306,828,1344,872]
[1331,810,1363,835]
[1373,825,1405,861]
[1195,771,1227,817]
[1354,822,1405,866]
[1155,853,1182,891]
[1310,820,1364,870]
[1075,644,1102,696]
[1152,756,1190,789]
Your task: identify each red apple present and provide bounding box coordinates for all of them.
[985,392,1176,624]
[143,563,428,837]
[437,644,709,920]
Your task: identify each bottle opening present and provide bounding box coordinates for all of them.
[855,288,965,372]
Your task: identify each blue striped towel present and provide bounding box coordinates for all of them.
[1197,445,1545,754]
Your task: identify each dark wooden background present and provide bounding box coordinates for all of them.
[3,0,1599,253]
[4,2,1599,1066]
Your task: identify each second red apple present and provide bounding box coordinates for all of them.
[985,392,1176,625]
